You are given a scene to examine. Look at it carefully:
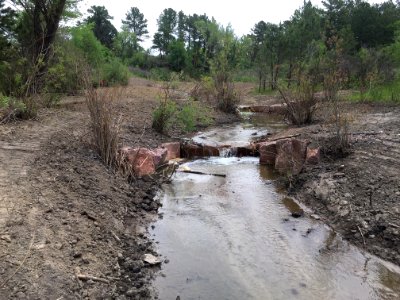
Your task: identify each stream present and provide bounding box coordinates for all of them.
[151,113,400,300]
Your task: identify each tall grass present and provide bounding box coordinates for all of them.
[350,79,400,103]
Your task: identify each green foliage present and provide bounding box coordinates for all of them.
[167,40,187,71]
[152,98,177,133]
[101,58,129,86]
[0,93,28,122]
[177,100,212,132]
[71,24,128,86]
[85,5,117,49]
[350,79,400,103]
[152,8,178,55]
[149,68,173,81]
[122,7,148,42]
[44,35,87,97]
[113,27,140,61]
[71,24,106,68]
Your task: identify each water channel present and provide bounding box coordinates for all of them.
[151,113,400,300]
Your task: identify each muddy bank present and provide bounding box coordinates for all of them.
[269,103,400,266]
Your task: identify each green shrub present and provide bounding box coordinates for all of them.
[152,98,177,133]
[177,100,212,132]
[102,58,129,86]
[0,93,28,122]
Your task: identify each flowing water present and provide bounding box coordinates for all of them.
[151,115,400,300]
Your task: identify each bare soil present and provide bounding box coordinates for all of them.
[0,78,399,300]
[263,102,400,266]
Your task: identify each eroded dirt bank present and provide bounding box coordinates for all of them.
[267,103,400,266]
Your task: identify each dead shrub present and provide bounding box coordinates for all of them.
[278,79,318,125]
[85,87,122,168]
[214,72,241,113]
[190,75,240,113]
[323,70,351,155]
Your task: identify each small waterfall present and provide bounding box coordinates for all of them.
[219,147,237,158]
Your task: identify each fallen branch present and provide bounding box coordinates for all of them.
[357,225,366,247]
[178,170,226,178]
[110,230,121,243]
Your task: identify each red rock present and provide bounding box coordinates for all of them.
[259,141,277,165]
[274,139,309,175]
[306,147,320,165]
[203,145,220,156]
[161,142,181,160]
[236,144,257,157]
[120,147,156,177]
[181,143,203,158]
[152,147,168,167]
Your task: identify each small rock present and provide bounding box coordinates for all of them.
[291,211,304,218]
[340,209,350,217]
[310,214,320,220]
[143,254,161,265]
[0,235,11,243]
[164,259,170,264]
[333,172,345,178]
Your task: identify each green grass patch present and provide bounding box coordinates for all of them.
[349,80,400,103]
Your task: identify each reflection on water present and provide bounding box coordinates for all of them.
[152,157,400,300]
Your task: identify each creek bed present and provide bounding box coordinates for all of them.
[151,117,400,300]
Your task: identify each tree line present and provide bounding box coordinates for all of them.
[1,0,400,104]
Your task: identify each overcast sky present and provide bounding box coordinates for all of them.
[79,0,386,49]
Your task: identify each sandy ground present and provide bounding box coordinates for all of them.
[0,77,399,299]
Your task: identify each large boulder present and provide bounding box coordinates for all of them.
[258,141,278,165]
[120,147,163,177]
[161,142,181,161]
[274,139,309,175]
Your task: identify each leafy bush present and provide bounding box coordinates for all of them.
[152,98,177,133]
[102,58,129,86]
[177,100,212,132]
[0,93,28,122]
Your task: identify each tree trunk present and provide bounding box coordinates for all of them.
[26,0,67,96]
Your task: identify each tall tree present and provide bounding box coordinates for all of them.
[85,5,117,49]
[152,8,177,56]
[10,0,72,95]
[177,10,186,42]
[122,7,148,42]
